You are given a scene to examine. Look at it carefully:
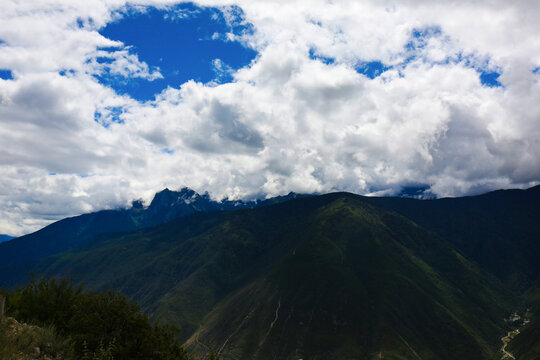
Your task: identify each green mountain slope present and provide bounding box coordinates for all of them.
[0,188,305,285]
[366,185,540,291]
[0,209,140,271]
[28,194,513,359]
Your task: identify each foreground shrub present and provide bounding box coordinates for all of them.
[0,317,74,359]
[4,276,191,360]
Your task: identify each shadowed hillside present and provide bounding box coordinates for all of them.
[0,188,305,284]
[366,185,540,291]
[18,193,515,360]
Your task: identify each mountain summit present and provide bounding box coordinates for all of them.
[0,188,305,277]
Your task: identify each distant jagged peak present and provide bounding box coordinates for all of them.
[131,199,144,209]
[150,187,199,207]
[276,191,299,199]
[143,187,314,217]
[151,187,247,210]
[144,187,222,221]
[177,187,198,198]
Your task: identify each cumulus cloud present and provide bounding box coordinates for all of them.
[1,0,540,235]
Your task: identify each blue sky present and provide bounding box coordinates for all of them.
[1,0,540,235]
[0,69,13,80]
[97,3,257,100]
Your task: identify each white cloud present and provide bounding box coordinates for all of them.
[90,48,163,80]
[1,0,540,235]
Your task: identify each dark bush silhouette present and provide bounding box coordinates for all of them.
[5,275,191,360]
[8,274,82,332]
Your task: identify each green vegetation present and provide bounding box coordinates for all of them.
[0,188,304,284]
[7,194,517,359]
[2,275,191,360]
[3,187,540,359]
[178,197,512,360]
[0,317,73,360]
[367,185,540,292]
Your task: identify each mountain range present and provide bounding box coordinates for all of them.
[0,188,304,274]
[0,234,13,243]
[1,186,540,359]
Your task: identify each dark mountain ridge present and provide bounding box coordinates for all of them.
[366,185,540,291]
[0,234,14,243]
[2,186,540,359]
[0,188,305,273]
[3,191,527,359]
